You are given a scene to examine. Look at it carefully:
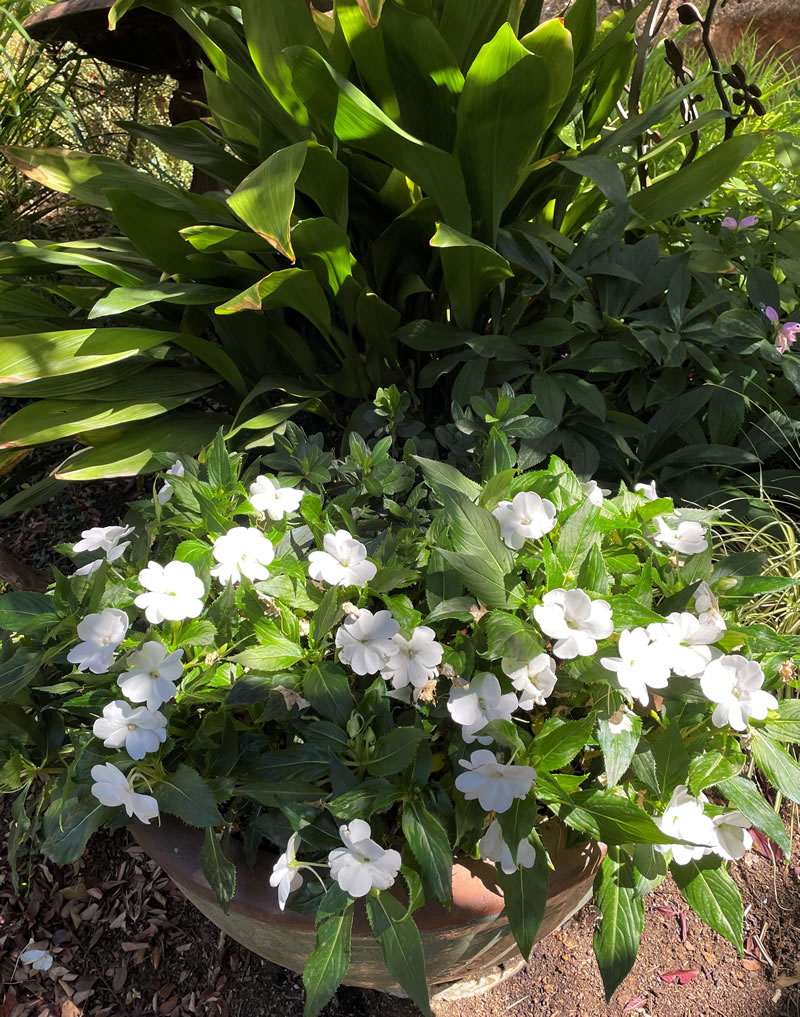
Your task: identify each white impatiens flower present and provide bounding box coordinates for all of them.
[502,653,557,709]
[19,945,53,972]
[92,700,167,760]
[478,819,537,874]
[67,609,129,675]
[582,480,610,507]
[335,609,399,675]
[700,655,778,731]
[90,762,159,824]
[327,819,402,898]
[455,750,536,814]
[652,516,708,556]
[249,475,304,520]
[647,611,723,678]
[381,626,443,689]
[492,491,557,549]
[600,628,670,707]
[634,480,658,501]
[533,588,613,660]
[710,812,753,861]
[694,581,726,633]
[308,530,377,588]
[157,460,185,505]
[134,560,205,624]
[447,672,519,744]
[73,524,134,576]
[654,785,717,866]
[270,831,305,910]
[118,641,184,711]
[211,527,275,586]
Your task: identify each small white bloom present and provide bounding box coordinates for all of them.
[269,831,305,910]
[654,785,717,865]
[700,655,778,731]
[157,460,185,505]
[118,641,184,711]
[67,608,129,674]
[502,653,557,709]
[335,609,399,675]
[478,819,537,874]
[455,749,536,814]
[211,527,275,585]
[647,611,723,678]
[308,530,377,588]
[381,626,443,689]
[582,480,610,507]
[249,475,304,520]
[694,581,726,633]
[600,628,670,707]
[134,560,205,624]
[533,588,613,660]
[634,480,658,501]
[73,525,134,576]
[92,700,167,760]
[709,811,753,861]
[652,516,708,556]
[327,819,402,898]
[492,491,557,549]
[90,762,159,824]
[447,672,518,744]
[19,946,53,972]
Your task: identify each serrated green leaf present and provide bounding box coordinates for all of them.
[365,891,431,1016]
[41,795,115,864]
[531,716,594,772]
[651,723,689,799]
[303,663,354,726]
[496,829,550,960]
[401,800,452,906]
[718,775,790,857]
[302,908,353,1017]
[328,778,403,820]
[200,828,237,915]
[760,699,800,745]
[749,731,800,805]
[687,749,744,795]
[233,638,304,673]
[154,765,223,827]
[0,592,57,634]
[368,728,426,777]
[671,856,743,953]
[597,713,641,788]
[593,846,644,1002]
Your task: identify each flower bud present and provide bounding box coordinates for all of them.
[677,3,703,24]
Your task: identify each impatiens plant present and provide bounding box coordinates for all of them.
[1,426,799,1014]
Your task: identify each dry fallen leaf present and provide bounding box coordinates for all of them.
[660,969,700,985]
[742,958,762,972]
[777,973,800,987]
[623,995,649,1012]
[61,1001,83,1017]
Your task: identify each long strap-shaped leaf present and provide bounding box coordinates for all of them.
[365,891,431,1017]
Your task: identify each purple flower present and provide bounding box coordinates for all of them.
[776,322,800,355]
[764,306,780,325]
[722,215,758,230]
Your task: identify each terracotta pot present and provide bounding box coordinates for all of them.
[133,818,603,994]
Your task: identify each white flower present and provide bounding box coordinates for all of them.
[118,641,184,711]
[269,831,305,910]
[92,700,167,760]
[381,626,443,689]
[67,609,129,674]
[710,812,753,861]
[654,785,717,866]
[19,946,53,972]
[157,460,185,505]
[652,516,708,556]
[447,672,519,744]
[134,560,205,624]
[478,819,537,874]
[700,655,778,731]
[533,589,613,660]
[90,762,159,824]
[502,653,557,709]
[492,491,557,549]
[73,525,134,576]
[455,749,536,814]
[211,527,275,585]
[600,628,670,707]
[634,481,658,501]
[647,611,723,677]
[328,819,402,898]
[308,530,377,588]
[582,480,610,507]
[335,609,399,675]
[249,475,304,520]
[694,581,726,633]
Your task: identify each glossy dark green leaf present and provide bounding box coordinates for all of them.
[401,800,452,906]
[531,716,595,772]
[718,776,790,857]
[200,828,237,914]
[495,829,550,960]
[750,731,800,805]
[303,908,354,1017]
[303,663,354,726]
[671,856,743,953]
[154,765,223,827]
[0,592,57,634]
[593,846,644,1002]
[430,223,512,327]
[368,727,426,777]
[365,891,431,1016]
[41,795,115,864]
[687,749,744,795]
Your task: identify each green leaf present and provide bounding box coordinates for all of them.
[0,592,57,634]
[750,730,800,806]
[555,498,602,573]
[302,908,353,1017]
[439,485,513,573]
[88,283,235,318]
[687,750,744,795]
[440,549,524,609]
[593,846,644,1003]
[412,455,481,500]
[597,713,641,788]
[651,723,689,799]
[0,649,42,702]
[41,795,115,864]
[520,15,574,122]
[154,765,223,827]
[430,223,512,328]
[368,727,426,777]
[328,778,403,820]
[761,699,800,745]
[226,142,307,260]
[232,637,304,673]
[718,776,790,857]
[401,800,453,906]
[312,586,343,645]
[438,0,509,70]
[200,828,237,915]
[485,612,542,662]
[215,268,331,339]
[365,891,431,1017]
[496,796,538,866]
[531,716,594,772]
[671,856,743,953]
[303,663,354,726]
[541,783,670,845]
[495,830,550,960]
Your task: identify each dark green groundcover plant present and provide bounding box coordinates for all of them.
[2,421,799,1013]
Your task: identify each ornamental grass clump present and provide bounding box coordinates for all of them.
[1,426,799,1013]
